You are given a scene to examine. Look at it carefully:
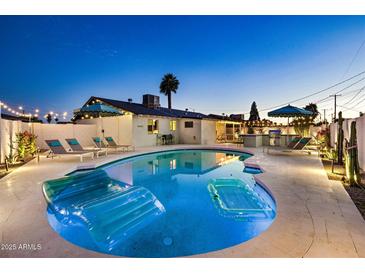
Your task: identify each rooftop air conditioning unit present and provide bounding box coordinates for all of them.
[142,94,160,109]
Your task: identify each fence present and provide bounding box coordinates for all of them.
[329,115,365,171]
[0,118,97,163]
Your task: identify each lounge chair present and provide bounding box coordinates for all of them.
[104,136,135,151]
[92,137,108,149]
[45,139,94,162]
[287,136,301,148]
[293,137,312,150]
[65,138,107,158]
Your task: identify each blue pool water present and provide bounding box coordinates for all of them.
[44,149,276,257]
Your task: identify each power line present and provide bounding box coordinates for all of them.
[313,77,365,119]
[252,69,365,114]
[341,85,365,106]
[340,36,365,80]
[349,94,365,109]
[316,86,364,105]
[333,76,365,95]
[338,104,365,113]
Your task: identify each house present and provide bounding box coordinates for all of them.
[74,94,219,147]
[208,114,245,142]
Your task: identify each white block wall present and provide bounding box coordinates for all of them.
[0,119,23,163]
[78,115,133,146]
[330,115,365,171]
[32,123,97,150]
[0,119,98,162]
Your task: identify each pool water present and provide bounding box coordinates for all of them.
[44,149,276,257]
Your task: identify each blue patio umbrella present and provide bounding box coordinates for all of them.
[268,105,313,118]
[78,102,123,117]
[76,102,124,146]
[268,105,313,143]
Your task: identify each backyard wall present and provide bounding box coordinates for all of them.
[0,119,97,162]
[32,123,97,150]
[0,118,23,163]
[330,115,365,171]
[78,115,133,146]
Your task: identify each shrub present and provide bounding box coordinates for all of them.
[14,131,38,161]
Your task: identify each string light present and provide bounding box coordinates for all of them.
[0,100,68,122]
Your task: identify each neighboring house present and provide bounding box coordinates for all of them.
[74,94,220,147]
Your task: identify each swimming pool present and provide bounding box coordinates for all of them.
[43,149,276,257]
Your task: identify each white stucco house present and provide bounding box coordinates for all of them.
[74,94,221,147]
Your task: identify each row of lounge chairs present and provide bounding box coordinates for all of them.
[45,137,134,162]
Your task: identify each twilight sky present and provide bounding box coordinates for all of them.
[0,16,365,120]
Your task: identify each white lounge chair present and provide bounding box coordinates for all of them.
[45,139,94,162]
[65,138,107,158]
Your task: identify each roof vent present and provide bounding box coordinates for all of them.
[128,98,133,103]
[142,94,160,109]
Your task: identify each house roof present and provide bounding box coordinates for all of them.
[208,114,242,122]
[84,96,211,120]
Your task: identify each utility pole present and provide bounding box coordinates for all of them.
[322,108,331,124]
[329,94,341,122]
[322,108,331,128]
[323,109,326,123]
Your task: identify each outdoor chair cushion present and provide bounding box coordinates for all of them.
[48,140,62,147]
[68,139,79,145]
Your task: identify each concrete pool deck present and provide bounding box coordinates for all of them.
[1,144,365,258]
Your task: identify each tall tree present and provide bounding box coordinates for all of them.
[249,101,260,121]
[160,73,180,110]
[46,113,52,124]
[304,102,319,119]
[293,102,319,137]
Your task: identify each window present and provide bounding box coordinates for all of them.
[147,119,159,134]
[185,121,194,128]
[225,123,234,141]
[170,120,177,131]
[170,159,176,170]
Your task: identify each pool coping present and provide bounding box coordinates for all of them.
[1,144,365,258]
[65,146,255,176]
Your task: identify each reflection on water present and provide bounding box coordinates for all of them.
[45,150,276,257]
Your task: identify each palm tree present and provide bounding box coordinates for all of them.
[160,73,180,110]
